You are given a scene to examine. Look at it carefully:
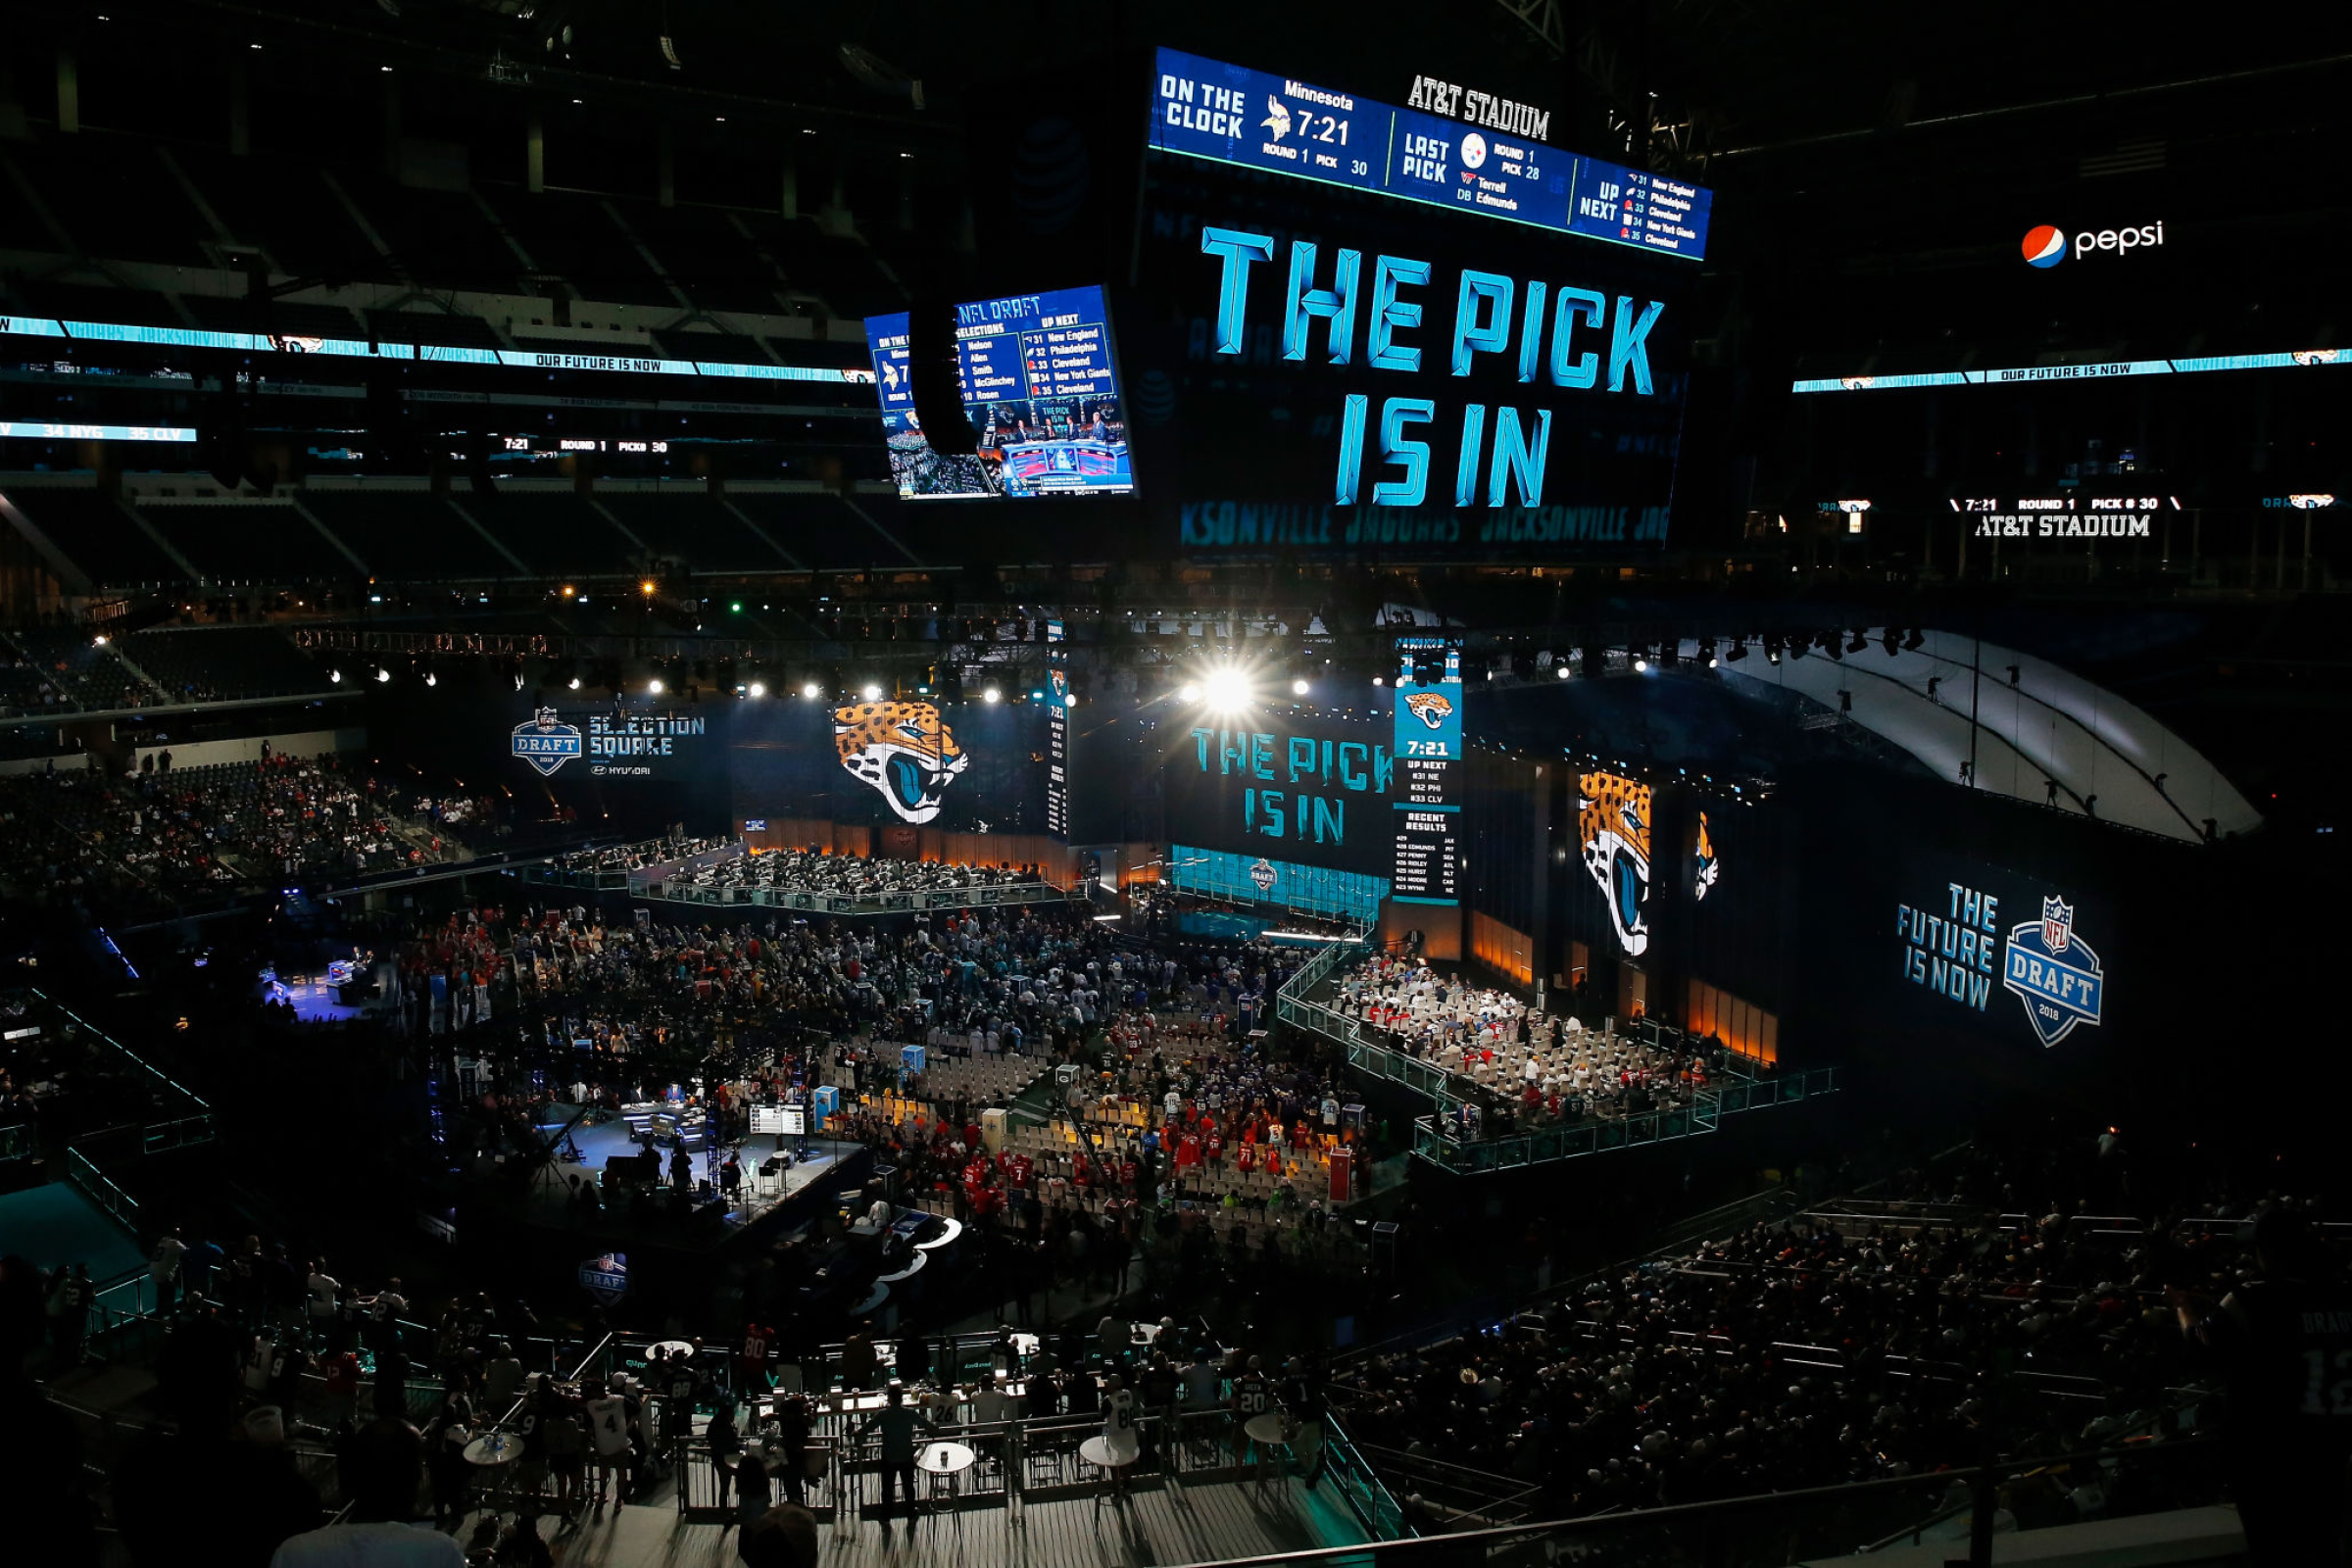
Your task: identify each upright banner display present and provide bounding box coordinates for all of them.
[1391,637,1461,905]
[1161,709,1397,877]
[1893,858,2112,1051]
[1046,656,1072,840]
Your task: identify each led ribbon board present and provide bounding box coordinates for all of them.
[1152,47,1712,261]
[1793,347,2348,393]
[0,315,870,385]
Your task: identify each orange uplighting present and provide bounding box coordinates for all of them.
[561,585,576,598]
[640,579,657,596]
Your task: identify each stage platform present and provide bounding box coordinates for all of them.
[534,1103,859,1235]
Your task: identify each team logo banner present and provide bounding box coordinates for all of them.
[1578,771,1652,955]
[577,1252,629,1305]
[2001,896,2105,1047]
[512,708,584,776]
[833,701,970,823]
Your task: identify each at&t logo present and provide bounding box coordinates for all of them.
[2022,221,2163,268]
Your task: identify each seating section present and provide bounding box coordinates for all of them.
[466,493,643,576]
[726,492,903,569]
[304,491,515,579]
[6,490,191,587]
[5,629,159,711]
[597,494,796,573]
[136,503,359,584]
[120,626,333,703]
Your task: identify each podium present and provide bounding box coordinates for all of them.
[809,1084,840,1131]
[1327,1147,1353,1203]
[981,1107,1007,1154]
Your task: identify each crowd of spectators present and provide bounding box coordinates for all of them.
[0,752,462,917]
[1326,1131,2335,1526]
[1332,952,1733,1136]
[679,848,1052,899]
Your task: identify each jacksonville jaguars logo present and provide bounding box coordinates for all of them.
[1693,810,1719,901]
[1402,691,1454,730]
[1578,772,1652,956]
[833,701,969,824]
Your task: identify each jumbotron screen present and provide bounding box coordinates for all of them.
[861,284,1134,500]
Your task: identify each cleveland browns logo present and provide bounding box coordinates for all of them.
[1402,692,1454,730]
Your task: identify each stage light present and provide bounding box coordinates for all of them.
[1372,675,1385,686]
[92,634,108,646]
[647,679,664,695]
[1634,657,1649,673]
[1707,655,1718,669]
[1203,668,1251,710]
[1554,664,1570,679]
[1726,638,1747,662]
[561,584,575,598]
[802,680,822,700]
[1178,682,1201,702]
[640,580,657,597]
[373,666,391,683]
[1881,628,1900,657]
[861,683,882,701]
[983,686,1002,704]
[1847,629,1869,654]
[1904,627,1925,651]
[1292,678,1310,696]
[329,668,343,683]
[568,676,582,690]
[747,681,765,698]
[424,671,437,687]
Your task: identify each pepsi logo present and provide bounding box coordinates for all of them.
[2022,225,2068,268]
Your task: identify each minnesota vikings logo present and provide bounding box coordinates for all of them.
[2001,894,2105,1048]
[833,701,969,824]
[1403,691,1454,730]
[1261,97,1292,140]
[511,707,582,776]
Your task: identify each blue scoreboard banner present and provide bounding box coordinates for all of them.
[862,283,1134,500]
[1151,48,1712,262]
[1391,638,1462,906]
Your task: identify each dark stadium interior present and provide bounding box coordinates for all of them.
[2,5,2349,1568]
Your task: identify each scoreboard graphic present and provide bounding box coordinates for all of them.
[862,284,1135,500]
[1151,48,1712,262]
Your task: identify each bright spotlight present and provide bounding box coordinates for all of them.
[647,678,664,695]
[861,683,882,701]
[1554,664,1570,680]
[1372,675,1385,686]
[747,681,765,698]
[1204,669,1251,710]
[424,671,438,687]
[374,666,392,683]
[329,668,342,683]
[802,680,822,700]
[1178,682,1201,703]
[983,687,1002,704]
[567,677,582,690]
[1634,658,1649,673]
[1292,678,1310,696]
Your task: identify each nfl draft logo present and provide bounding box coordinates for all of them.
[2000,895,2104,1048]
[512,708,583,776]
[577,1252,628,1305]
[1250,857,1278,895]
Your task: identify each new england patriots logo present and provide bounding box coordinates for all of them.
[2002,894,2104,1048]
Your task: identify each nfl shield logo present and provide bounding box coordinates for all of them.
[1250,858,1277,895]
[2040,896,2073,954]
[512,708,583,776]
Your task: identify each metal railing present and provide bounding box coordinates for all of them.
[1148,1432,2230,1568]
[1273,942,1842,1172]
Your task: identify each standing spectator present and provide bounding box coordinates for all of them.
[706,1398,742,1514]
[839,1323,877,1392]
[855,1384,933,1530]
[582,1380,629,1511]
[270,1415,462,1568]
[149,1228,188,1315]
[733,1443,771,1534]
[50,1262,93,1369]
[428,1392,474,1530]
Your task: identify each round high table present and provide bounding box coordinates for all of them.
[917,1440,977,1528]
[464,1430,522,1510]
[648,1339,697,1360]
[1079,1435,1139,1511]
[1243,1413,1290,1489]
